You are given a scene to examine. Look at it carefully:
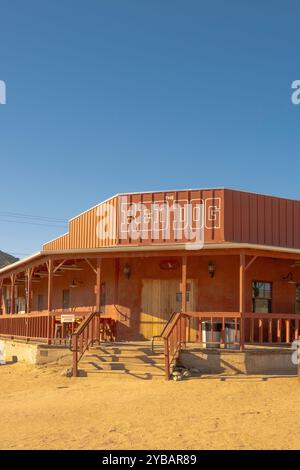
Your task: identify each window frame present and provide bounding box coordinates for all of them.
[252,280,273,313]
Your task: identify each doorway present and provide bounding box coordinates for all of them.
[140,279,198,339]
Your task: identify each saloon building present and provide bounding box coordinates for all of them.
[1,188,300,377]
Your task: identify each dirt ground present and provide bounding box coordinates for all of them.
[1,362,300,450]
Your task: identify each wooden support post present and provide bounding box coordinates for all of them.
[10,274,15,314]
[181,255,187,313]
[47,260,53,344]
[239,253,246,350]
[96,258,102,313]
[26,268,33,313]
[0,278,3,315]
[114,258,119,305]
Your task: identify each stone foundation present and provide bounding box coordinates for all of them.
[0,338,72,365]
[179,346,297,375]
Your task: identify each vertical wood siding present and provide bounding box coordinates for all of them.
[43,189,300,251]
[224,189,300,249]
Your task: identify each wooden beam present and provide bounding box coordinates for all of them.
[26,267,33,313]
[245,255,258,272]
[96,258,102,312]
[114,258,120,305]
[47,259,53,343]
[0,278,3,314]
[239,253,246,350]
[10,274,15,314]
[53,260,67,273]
[85,258,97,275]
[181,255,187,313]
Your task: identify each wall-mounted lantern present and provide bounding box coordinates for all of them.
[123,264,131,279]
[208,261,216,278]
[282,272,297,284]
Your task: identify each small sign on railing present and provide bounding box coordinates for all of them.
[61,314,75,323]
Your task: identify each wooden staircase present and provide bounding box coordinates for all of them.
[78,341,165,379]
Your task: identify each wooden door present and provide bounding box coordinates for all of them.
[140,279,198,339]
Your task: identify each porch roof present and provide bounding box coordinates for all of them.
[2,241,300,277]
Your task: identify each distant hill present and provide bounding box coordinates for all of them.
[0,251,19,268]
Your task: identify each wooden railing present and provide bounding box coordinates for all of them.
[162,312,189,380]
[0,313,55,341]
[188,312,241,347]
[162,311,300,379]
[244,313,300,345]
[0,310,116,345]
[71,313,116,377]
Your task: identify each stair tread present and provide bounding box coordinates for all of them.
[85,369,165,376]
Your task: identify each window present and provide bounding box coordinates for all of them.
[296,285,300,313]
[252,281,272,313]
[62,289,70,310]
[37,294,44,312]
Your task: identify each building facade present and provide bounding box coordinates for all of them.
[1,188,300,346]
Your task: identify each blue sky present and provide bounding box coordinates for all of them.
[0,0,300,257]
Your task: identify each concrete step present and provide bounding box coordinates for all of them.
[90,345,164,353]
[82,356,165,365]
[84,353,164,363]
[81,361,165,371]
[80,369,165,380]
[78,341,166,380]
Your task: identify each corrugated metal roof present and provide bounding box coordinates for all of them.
[0,250,19,268]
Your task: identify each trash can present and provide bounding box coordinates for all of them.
[202,321,222,348]
[225,321,240,349]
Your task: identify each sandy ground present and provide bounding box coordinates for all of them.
[1,362,300,450]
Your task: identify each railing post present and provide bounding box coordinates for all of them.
[47,259,53,344]
[239,253,246,350]
[164,337,170,380]
[181,255,187,313]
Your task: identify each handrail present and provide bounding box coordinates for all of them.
[71,312,117,377]
[151,311,178,352]
[162,312,188,380]
[71,311,101,377]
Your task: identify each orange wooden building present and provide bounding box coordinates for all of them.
[1,188,300,376]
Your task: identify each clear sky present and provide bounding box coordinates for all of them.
[0,0,300,257]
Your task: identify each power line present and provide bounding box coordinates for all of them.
[0,211,67,223]
[0,218,66,228]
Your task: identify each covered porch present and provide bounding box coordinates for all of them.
[0,247,300,348]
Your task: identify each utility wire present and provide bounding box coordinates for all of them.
[0,219,66,228]
[0,211,67,223]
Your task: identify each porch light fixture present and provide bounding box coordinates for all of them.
[123,264,131,279]
[69,280,78,288]
[208,261,215,278]
[282,272,297,284]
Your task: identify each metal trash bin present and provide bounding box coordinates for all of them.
[202,321,222,348]
[225,321,240,349]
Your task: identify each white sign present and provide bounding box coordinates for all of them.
[61,314,75,323]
